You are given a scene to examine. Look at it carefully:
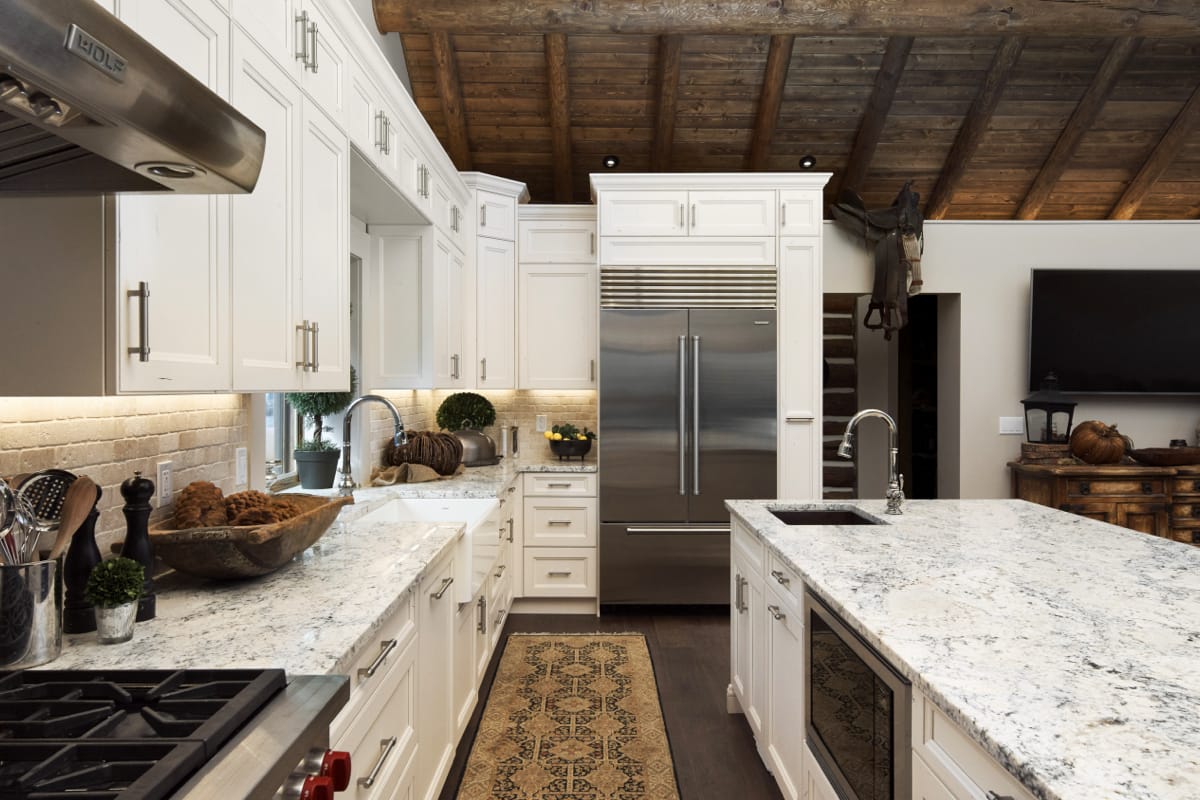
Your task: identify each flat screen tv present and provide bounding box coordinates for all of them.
[1028,268,1200,395]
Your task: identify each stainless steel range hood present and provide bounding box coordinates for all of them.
[0,0,264,194]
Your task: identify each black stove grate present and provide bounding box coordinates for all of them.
[0,669,287,799]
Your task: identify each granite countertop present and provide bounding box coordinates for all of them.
[726,499,1200,800]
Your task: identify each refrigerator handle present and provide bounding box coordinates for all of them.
[693,334,700,496]
[678,334,687,496]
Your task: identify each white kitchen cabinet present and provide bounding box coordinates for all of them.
[779,188,822,236]
[522,548,596,597]
[415,551,457,800]
[730,527,767,743]
[230,29,349,392]
[477,189,517,241]
[518,207,597,264]
[475,237,517,389]
[778,238,823,499]
[598,189,775,237]
[803,742,841,800]
[517,263,597,389]
[523,497,597,547]
[359,226,433,390]
[764,583,805,800]
[432,234,466,389]
[913,755,958,800]
[503,478,525,599]
[296,0,348,120]
[521,473,597,599]
[452,584,481,739]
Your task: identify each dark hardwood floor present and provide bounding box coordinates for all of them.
[439,606,783,800]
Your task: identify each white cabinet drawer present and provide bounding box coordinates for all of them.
[524,498,597,546]
[765,551,802,611]
[524,473,596,497]
[519,217,596,263]
[332,636,418,800]
[732,519,765,575]
[331,590,415,741]
[523,548,596,597]
[912,691,1036,800]
[478,188,516,240]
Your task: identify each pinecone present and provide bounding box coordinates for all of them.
[174,481,227,529]
[225,490,273,521]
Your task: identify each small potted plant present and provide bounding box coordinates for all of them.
[544,423,597,460]
[84,557,145,644]
[285,367,357,489]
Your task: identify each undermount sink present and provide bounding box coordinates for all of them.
[770,508,881,526]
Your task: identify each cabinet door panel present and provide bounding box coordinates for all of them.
[599,190,688,236]
[432,236,464,388]
[476,238,517,389]
[478,189,516,240]
[363,232,429,389]
[1116,503,1170,538]
[519,218,596,263]
[518,264,597,389]
[779,189,821,236]
[689,190,776,236]
[299,0,346,118]
[765,590,804,800]
[415,556,456,800]
[230,0,299,79]
[778,239,822,499]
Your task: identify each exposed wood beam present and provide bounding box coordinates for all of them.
[745,35,795,171]
[429,32,473,171]
[1016,37,1141,220]
[651,35,683,172]
[545,32,573,203]
[1108,81,1200,220]
[925,36,1025,220]
[837,36,913,196]
[373,0,1200,37]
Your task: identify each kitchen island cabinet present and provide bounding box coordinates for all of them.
[726,498,1200,800]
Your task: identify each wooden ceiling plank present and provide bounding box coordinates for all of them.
[429,32,473,170]
[837,36,915,195]
[651,35,683,171]
[746,35,795,170]
[925,36,1026,219]
[373,0,1200,38]
[1015,37,1142,219]
[545,32,574,202]
[1108,80,1200,219]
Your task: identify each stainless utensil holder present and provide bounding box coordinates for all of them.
[0,558,63,669]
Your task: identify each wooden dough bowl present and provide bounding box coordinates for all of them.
[148,494,354,579]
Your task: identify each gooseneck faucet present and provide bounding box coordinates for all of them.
[338,394,408,495]
[837,408,905,514]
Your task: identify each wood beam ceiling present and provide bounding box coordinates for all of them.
[429,32,473,170]
[1015,37,1142,220]
[544,33,573,203]
[925,36,1026,220]
[651,35,683,172]
[373,0,1200,37]
[1108,81,1200,220]
[745,35,795,171]
[836,36,913,197]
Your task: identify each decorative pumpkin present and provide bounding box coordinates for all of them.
[1068,420,1130,464]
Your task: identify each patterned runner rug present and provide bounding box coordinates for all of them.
[456,633,681,800]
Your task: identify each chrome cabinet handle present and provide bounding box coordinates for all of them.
[589,231,595,254]
[678,334,687,496]
[770,569,790,587]
[476,595,487,634]
[735,575,745,613]
[781,201,787,227]
[480,357,487,381]
[295,320,311,370]
[547,519,572,526]
[590,358,596,382]
[480,203,487,228]
[127,281,151,362]
[548,570,572,577]
[507,517,514,542]
[294,11,309,65]
[767,604,785,621]
[495,608,506,626]
[383,114,391,155]
[451,353,460,380]
[692,335,700,496]
[678,202,684,229]
[308,22,319,73]
[430,576,454,599]
[358,638,398,680]
[358,736,398,788]
[690,203,696,229]
[310,320,320,373]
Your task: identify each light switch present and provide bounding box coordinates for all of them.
[998,416,1026,435]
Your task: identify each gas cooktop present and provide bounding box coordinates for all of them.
[0,669,286,800]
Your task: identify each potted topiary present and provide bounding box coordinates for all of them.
[436,392,498,467]
[84,557,144,644]
[285,368,357,489]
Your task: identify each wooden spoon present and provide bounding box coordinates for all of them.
[49,476,97,560]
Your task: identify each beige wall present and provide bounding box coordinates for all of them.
[825,220,1200,498]
[0,395,249,552]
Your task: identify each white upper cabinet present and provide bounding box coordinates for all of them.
[778,238,823,499]
[229,0,299,79]
[115,0,231,392]
[518,209,596,264]
[475,238,517,390]
[432,235,466,389]
[779,188,822,237]
[361,228,431,390]
[598,189,775,237]
[296,0,348,120]
[477,189,517,241]
[518,263,597,390]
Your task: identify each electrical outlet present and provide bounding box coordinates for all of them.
[157,461,173,504]
[236,447,248,486]
[535,414,548,432]
[999,416,1026,435]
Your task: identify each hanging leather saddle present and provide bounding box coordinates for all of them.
[831,181,925,340]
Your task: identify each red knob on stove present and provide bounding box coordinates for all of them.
[320,750,352,791]
[299,774,335,800]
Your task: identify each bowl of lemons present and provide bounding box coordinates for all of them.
[544,423,596,460]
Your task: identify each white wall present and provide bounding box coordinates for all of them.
[825,220,1200,499]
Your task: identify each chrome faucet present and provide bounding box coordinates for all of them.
[338,394,408,495]
[837,409,905,514]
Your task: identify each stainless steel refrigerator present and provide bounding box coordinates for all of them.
[599,307,776,604]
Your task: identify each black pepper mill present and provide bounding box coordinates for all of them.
[119,471,156,622]
[62,487,103,634]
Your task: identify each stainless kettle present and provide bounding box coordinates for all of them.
[453,427,498,467]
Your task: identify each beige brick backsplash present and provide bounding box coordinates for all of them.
[0,395,249,554]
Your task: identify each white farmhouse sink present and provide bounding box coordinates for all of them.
[357,497,501,603]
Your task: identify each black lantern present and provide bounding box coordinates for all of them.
[1021,373,1076,444]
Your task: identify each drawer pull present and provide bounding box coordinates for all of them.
[495,608,506,626]
[547,482,573,489]
[1192,507,1200,518]
[495,564,506,578]
[767,604,785,621]
[507,517,514,542]
[985,793,1015,800]
[357,638,398,680]
[770,569,790,587]
[358,736,399,788]
[1141,481,1154,494]
[547,519,572,526]
[430,576,454,600]
[735,575,746,613]
[477,596,487,634]
[548,570,573,577]
[1079,481,1090,495]
[1193,480,1200,492]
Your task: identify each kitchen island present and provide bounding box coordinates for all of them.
[727,498,1200,800]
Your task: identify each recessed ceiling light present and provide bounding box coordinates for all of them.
[799,155,817,169]
[602,155,620,169]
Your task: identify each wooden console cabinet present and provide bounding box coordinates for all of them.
[1009,462,1200,546]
